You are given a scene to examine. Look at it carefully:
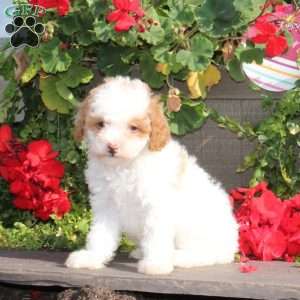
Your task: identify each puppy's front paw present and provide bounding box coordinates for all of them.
[65,250,104,269]
[138,259,174,275]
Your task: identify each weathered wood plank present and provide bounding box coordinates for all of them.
[0,250,299,300]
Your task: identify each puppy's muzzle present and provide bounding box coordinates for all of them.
[107,143,119,157]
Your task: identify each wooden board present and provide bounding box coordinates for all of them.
[0,250,299,300]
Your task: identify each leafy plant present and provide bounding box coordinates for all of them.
[239,89,300,198]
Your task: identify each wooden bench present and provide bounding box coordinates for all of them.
[0,250,299,300]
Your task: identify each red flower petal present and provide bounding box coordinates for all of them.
[13,196,35,210]
[239,263,257,273]
[28,0,70,15]
[128,0,144,16]
[107,0,144,31]
[259,230,287,260]
[239,255,250,263]
[26,152,41,167]
[39,160,65,178]
[287,241,300,257]
[34,189,71,221]
[251,189,284,227]
[106,10,124,22]
[265,35,288,57]
[28,140,53,159]
[281,209,300,234]
[54,190,72,218]
[0,124,12,152]
[29,0,57,9]
[114,14,136,32]
[57,0,70,16]
[10,180,26,195]
[289,231,300,243]
[274,4,294,14]
[256,13,274,23]
[251,22,277,44]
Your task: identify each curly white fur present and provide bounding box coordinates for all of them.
[65,76,239,275]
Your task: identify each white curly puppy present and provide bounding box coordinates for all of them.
[65,76,238,275]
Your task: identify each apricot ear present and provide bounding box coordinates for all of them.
[148,96,170,151]
[73,95,91,142]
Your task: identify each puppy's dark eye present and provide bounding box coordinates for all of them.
[130,125,139,132]
[96,121,105,129]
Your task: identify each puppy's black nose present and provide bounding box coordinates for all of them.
[107,143,118,156]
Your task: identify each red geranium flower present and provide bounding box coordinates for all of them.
[28,0,70,16]
[106,0,144,32]
[0,124,71,221]
[244,3,299,57]
[250,22,277,43]
[248,20,288,57]
[231,182,300,262]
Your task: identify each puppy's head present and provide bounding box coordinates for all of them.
[74,77,170,162]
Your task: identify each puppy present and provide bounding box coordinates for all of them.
[65,76,238,275]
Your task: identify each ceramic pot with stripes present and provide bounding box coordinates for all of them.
[242,32,300,92]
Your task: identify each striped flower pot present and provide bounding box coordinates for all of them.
[242,32,300,92]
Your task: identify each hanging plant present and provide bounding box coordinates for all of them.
[242,2,300,92]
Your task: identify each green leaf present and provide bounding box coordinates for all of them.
[237,152,257,172]
[139,7,165,45]
[152,45,170,61]
[0,52,15,81]
[94,20,114,42]
[249,168,265,187]
[75,11,97,45]
[68,48,84,62]
[56,80,78,106]
[196,0,240,37]
[116,29,141,48]
[167,0,196,26]
[176,34,214,71]
[169,101,209,135]
[234,0,266,24]
[59,64,94,88]
[139,53,165,89]
[59,14,81,35]
[77,31,97,46]
[2,81,18,101]
[152,46,183,73]
[39,38,72,74]
[284,30,293,48]
[295,79,300,88]
[240,48,264,64]
[39,76,72,114]
[76,219,89,234]
[21,61,40,84]
[227,57,245,82]
[0,81,17,122]
[140,25,165,45]
[97,45,132,76]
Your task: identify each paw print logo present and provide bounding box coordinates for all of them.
[5,16,45,48]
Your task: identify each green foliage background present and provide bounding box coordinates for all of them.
[0,0,300,250]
